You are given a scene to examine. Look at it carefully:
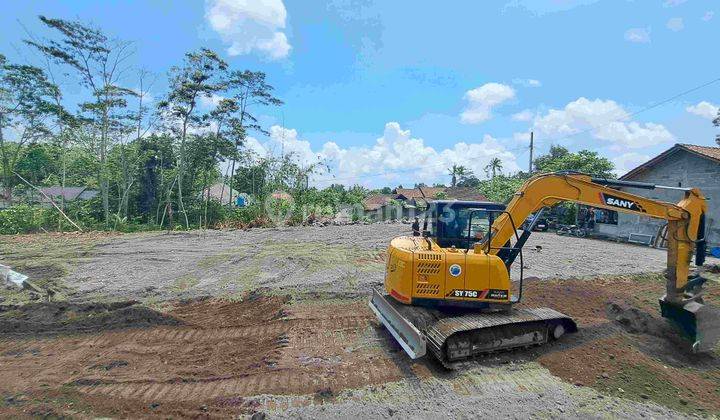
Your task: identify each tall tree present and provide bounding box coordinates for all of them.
[534,146,615,178]
[159,48,227,229]
[456,168,480,188]
[0,54,62,201]
[115,70,156,220]
[484,158,503,179]
[223,70,282,204]
[27,16,135,225]
[714,109,719,146]
[136,134,173,220]
[448,164,468,187]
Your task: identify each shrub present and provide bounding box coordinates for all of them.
[0,205,42,234]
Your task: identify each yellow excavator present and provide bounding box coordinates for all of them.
[369,172,720,365]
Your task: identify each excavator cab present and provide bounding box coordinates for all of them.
[426,200,505,249]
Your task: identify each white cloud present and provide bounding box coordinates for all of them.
[595,121,674,151]
[531,97,674,150]
[132,88,154,105]
[512,78,542,88]
[702,11,714,21]
[199,93,225,109]
[505,0,601,15]
[663,0,687,7]
[205,0,291,60]
[512,109,534,122]
[613,152,650,177]
[246,123,520,188]
[624,27,651,43]
[666,17,684,32]
[686,101,719,120]
[533,97,628,135]
[513,131,532,142]
[460,83,515,124]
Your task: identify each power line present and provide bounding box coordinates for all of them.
[313,75,720,185]
[534,76,720,145]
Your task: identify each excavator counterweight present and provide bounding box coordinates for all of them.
[370,172,720,365]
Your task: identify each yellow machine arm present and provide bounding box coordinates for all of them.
[486,173,707,303]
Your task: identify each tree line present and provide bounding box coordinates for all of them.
[0,16,635,235]
[0,16,372,233]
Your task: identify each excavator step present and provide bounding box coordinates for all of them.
[369,288,577,366]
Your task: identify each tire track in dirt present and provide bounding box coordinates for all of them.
[72,316,397,401]
[0,297,401,407]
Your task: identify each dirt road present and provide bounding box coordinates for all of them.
[1,226,718,418]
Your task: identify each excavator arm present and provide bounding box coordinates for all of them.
[483,172,718,351]
[487,172,706,301]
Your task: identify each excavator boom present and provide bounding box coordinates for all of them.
[484,173,717,350]
[370,172,719,365]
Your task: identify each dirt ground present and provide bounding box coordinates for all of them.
[1,225,720,418]
[1,225,674,303]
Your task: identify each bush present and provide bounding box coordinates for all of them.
[223,204,267,227]
[0,205,42,234]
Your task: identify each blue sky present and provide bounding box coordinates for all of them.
[2,0,719,187]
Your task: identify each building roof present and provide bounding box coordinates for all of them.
[394,187,446,200]
[620,143,720,180]
[201,183,239,204]
[362,193,397,211]
[682,144,720,161]
[444,187,489,201]
[34,186,97,202]
[271,191,292,200]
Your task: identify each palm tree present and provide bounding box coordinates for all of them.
[484,158,503,179]
[448,164,468,187]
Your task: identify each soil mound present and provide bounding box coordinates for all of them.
[605,301,669,337]
[0,301,181,335]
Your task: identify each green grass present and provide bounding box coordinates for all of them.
[219,265,261,300]
[171,275,200,292]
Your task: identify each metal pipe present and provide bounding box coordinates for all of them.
[591,178,656,190]
[591,177,691,192]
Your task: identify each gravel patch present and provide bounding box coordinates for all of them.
[67,225,676,302]
[264,362,685,419]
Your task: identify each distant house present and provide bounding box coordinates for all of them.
[362,194,398,212]
[362,186,490,220]
[28,186,99,207]
[600,144,720,248]
[394,187,447,208]
[443,187,489,202]
[394,186,488,206]
[271,191,292,201]
[200,182,240,205]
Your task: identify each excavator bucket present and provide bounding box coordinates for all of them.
[659,298,720,352]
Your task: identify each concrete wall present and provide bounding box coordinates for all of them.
[617,149,720,248]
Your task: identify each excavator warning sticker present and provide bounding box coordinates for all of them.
[447,289,509,300]
[600,192,646,213]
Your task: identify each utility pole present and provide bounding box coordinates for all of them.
[528,131,534,174]
[281,111,285,159]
